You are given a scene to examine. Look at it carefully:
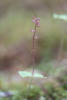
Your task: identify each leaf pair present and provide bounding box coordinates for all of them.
[18,71,47,78]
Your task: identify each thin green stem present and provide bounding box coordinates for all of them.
[32,24,36,75]
[28,24,37,92]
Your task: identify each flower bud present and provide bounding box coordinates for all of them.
[32,29,36,33]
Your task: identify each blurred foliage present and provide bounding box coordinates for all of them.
[0,10,67,60]
[0,68,67,100]
[0,0,67,100]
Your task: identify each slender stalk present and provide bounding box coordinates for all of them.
[28,25,37,91]
[32,24,36,75]
[28,17,40,91]
[29,25,37,86]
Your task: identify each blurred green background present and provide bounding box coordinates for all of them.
[0,0,67,100]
